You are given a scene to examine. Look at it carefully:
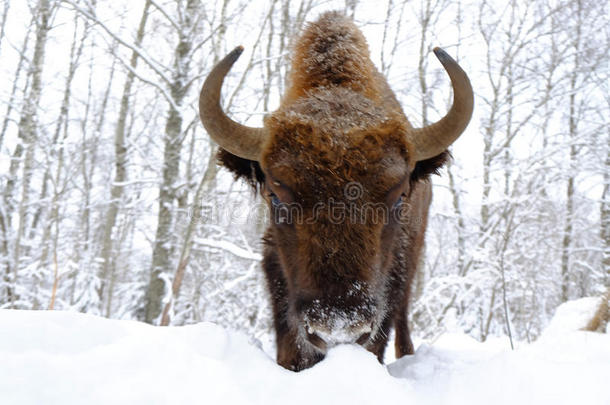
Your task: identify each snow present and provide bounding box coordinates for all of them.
[541,296,604,335]
[1,308,609,405]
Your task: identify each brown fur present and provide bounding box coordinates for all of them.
[218,11,451,371]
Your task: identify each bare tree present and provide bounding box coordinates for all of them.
[143,0,208,324]
[30,9,91,310]
[558,0,585,302]
[72,42,118,306]
[602,127,610,287]
[0,16,34,303]
[3,0,56,307]
[98,0,152,317]
[0,1,9,57]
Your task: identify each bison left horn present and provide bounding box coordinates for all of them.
[407,47,474,162]
[199,46,266,161]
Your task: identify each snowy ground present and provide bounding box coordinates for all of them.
[1,302,609,405]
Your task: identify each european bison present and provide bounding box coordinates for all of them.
[199,11,473,371]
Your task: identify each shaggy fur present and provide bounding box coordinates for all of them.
[218,11,451,371]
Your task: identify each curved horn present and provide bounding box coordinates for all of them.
[199,46,266,161]
[408,47,474,162]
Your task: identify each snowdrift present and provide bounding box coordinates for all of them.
[1,304,609,405]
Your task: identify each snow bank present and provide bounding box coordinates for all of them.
[1,309,609,405]
[542,296,606,335]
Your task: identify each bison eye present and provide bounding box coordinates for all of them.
[392,193,406,210]
[269,193,281,208]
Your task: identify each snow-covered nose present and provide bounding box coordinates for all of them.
[305,321,372,350]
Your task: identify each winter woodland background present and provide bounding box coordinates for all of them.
[0,0,608,345]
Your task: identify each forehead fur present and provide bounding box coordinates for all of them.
[262,88,409,201]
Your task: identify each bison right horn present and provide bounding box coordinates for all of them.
[199,46,266,161]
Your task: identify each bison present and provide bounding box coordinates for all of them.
[199,11,473,371]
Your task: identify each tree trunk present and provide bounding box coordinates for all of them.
[602,127,610,288]
[98,0,151,316]
[561,0,582,303]
[447,161,466,275]
[8,0,54,307]
[0,2,26,152]
[35,13,87,268]
[0,18,33,304]
[144,0,199,324]
[0,1,9,57]
[160,144,217,326]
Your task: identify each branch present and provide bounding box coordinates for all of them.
[194,238,262,261]
[149,0,180,32]
[62,0,173,87]
[110,46,180,111]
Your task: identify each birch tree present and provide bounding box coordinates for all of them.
[2,0,56,307]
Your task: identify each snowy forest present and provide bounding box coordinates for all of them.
[0,0,608,347]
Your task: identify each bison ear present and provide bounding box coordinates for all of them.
[217,148,265,190]
[410,150,451,183]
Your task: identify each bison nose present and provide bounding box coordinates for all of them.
[305,322,372,349]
